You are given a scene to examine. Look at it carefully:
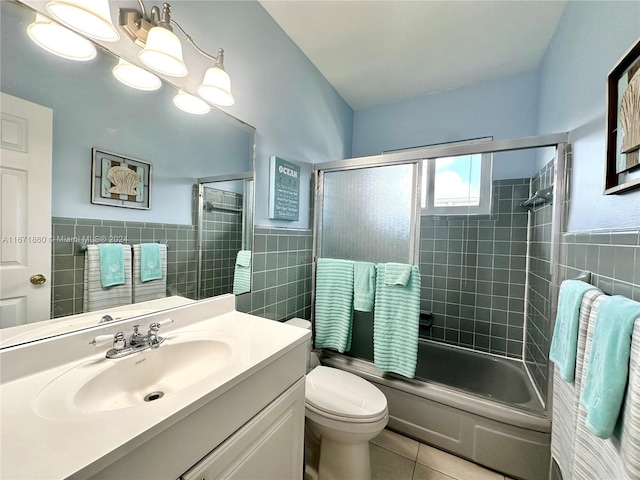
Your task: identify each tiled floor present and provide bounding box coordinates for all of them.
[370,429,514,480]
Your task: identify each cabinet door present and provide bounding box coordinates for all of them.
[181,378,305,480]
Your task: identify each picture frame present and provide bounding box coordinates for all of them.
[605,36,640,195]
[91,148,152,209]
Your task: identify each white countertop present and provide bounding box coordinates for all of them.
[0,296,310,479]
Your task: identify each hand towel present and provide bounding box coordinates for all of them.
[373,263,421,378]
[580,295,640,439]
[549,279,601,382]
[140,243,163,282]
[132,244,167,303]
[98,243,125,287]
[354,262,376,312]
[314,258,354,353]
[384,262,412,286]
[233,250,252,295]
[84,245,133,311]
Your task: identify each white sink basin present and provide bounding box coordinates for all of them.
[34,336,233,418]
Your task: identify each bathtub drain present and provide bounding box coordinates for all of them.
[144,391,164,402]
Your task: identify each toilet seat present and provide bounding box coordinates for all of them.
[305,366,388,423]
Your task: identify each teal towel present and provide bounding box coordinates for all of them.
[233,250,252,295]
[384,263,412,286]
[581,295,640,439]
[140,243,163,282]
[549,280,600,382]
[373,263,421,378]
[314,258,354,353]
[98,243,125,287]
[354,262,376,312]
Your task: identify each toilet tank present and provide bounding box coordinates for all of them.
[284,318,319,373]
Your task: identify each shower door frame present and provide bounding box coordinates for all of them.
[195,172,254,300]
[312,132,570,410]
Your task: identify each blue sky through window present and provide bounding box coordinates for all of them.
[433,154,482,206]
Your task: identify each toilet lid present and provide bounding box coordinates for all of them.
[305,366,387,420]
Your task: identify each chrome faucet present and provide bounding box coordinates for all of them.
[90,319,174,359]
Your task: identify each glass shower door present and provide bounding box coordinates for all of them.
[317,163,420,264]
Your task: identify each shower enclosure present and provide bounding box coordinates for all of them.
[312,134,569,480]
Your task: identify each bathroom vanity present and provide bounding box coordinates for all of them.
[0,295,309,479]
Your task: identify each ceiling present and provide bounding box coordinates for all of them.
[259,1,567,111]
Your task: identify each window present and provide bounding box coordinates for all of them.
[421,153,492,215]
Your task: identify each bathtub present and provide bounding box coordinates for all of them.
[319,339,552,480]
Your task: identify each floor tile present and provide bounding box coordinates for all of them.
[370,443,416,480]
[416,443,504,480]
[412,463,457,480]
[371,428,420,461]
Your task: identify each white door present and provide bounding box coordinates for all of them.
[0,93,52,328]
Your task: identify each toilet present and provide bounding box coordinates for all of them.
[285,318,389,480]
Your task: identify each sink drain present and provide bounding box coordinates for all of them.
[144,391,164,402]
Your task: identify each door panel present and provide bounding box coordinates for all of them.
[0,93,52,328]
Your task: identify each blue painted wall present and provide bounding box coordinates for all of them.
[352,71,539,156]
[536,1,640,231]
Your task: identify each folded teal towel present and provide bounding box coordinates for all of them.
[581,295,640,439]
[233,250,252,295]
[354,262,376,312]
[314,258,354,353]
[140,243,163,282]
[374,263,421,378]
[384,263,412,286]
[549,280,600,382]
[98,243,125,287]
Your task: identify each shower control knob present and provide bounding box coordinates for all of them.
[29,274,46,285]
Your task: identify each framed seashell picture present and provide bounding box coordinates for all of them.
[605,36,640,195]
[91,149,151,209]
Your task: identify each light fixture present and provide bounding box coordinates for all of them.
[27,13,97,61]
[173,90,210,115]
[46,0,120,42]
[198,51,235,107]
[139,23,188,77]
[120,2,235,105]
[112,59,162,91]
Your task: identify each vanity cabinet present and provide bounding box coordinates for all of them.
[181,379,305,480]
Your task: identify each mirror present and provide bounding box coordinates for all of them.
[0,0,256,347]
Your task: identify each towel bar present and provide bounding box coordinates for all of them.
[573,271,592,284]
[75,241,169,256]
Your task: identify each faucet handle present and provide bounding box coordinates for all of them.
[149,318,173,333]
[90,332,126,351]
[89,334,115,347]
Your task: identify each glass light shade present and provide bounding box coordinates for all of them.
[173,90,210,115]
[112,59,162,91]
[46,0,119,42]
[197,66,235,106]
[138,26,188,77]
[27,13,96,61]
